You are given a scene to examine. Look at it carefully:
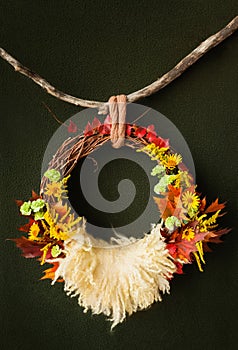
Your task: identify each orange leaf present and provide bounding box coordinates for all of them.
[41,262,63,282]
[199,197,207,212]
[15,199,24,207]
[205,198,226,214]
[204,227,231,244]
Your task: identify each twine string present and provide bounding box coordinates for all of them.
[109,95,127,148]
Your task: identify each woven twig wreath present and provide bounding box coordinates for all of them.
[14,115,229,329]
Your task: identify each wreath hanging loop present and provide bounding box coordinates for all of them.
[108,94,127,148]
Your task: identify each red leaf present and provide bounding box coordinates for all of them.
[126,124,133,136]
[153,137,169,148]
[167,243,177,256]
[146,131,157,143]
[98,124,110,135]
[205,198,226,214]
[147,124,155,132]
[92,117,101,129]
[135,127,147,138]
[175,262,184,274]
[104,115,111,125]
[30,190,41,201]
[168,231,207,262]
[67,120,78,133]
[11,236,45,258]
[18,218,35,232]
[84,122,93,136]
[15,199,24,207]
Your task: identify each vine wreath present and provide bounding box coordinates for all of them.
[1,17,236,328]
[14,114,229,328]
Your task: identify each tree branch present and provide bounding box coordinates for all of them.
[1,16,238,114]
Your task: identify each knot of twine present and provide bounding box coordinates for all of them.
[108,95,127,148]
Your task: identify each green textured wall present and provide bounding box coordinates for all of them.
[0,1,238,349]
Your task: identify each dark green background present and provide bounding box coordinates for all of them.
[0,1,238,349]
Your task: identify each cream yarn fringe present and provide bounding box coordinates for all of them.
[52,223,176,328]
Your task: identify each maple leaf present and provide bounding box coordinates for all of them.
[10,236,45,258]
[199,197,207,212]
[67,120,77,133]
[99,124,110,135]
[154,137,170,148]
[91,117,101,129]
[167,231,207,262]
[154,196,172,220]
[31,190,41,200]
[154,185,181,220]
[18,218,35,232]
[205,198,226,214]
[204,228,231,244]
[103,114,111,125]
[147,124,155,132]
[126,124,133,136]
[135,127,147,138]
[15,199,24,207]
[84,122,93,136]
[202,227,230,252]
[41,262,63,282]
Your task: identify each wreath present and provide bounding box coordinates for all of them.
[13,115,229,329]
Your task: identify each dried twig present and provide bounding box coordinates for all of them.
[40,132,149,194]
[1,16,238,114]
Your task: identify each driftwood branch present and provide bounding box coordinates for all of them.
[1,16,238,114]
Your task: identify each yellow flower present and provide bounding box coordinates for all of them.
[182,228,195,241]
[163,153,182,170]
[45,182,67,199]
[28,223,40,241]
[43,211,69,241]
[182,191,200,211]
[138,143,168,161]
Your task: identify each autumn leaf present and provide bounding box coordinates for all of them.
[204,227,231,244]
[154,185,181,220]
[205,198,226,214]
[154,196,173,220]
[30,190,41,201]
[135,127,147,138]
[84,122,93,136]
[167,231,207,262]
[202,227,230,252]
[67,120,77,133]
[15,199,24,207]
[199,197,207,212]
[103,115,111,125]
[175,262,184,274]
[10,236,45,258]
[41,262,63,282]
[18,218,35,232]
[91,117,101,129]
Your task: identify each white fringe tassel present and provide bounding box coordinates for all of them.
[53,223,176,328]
